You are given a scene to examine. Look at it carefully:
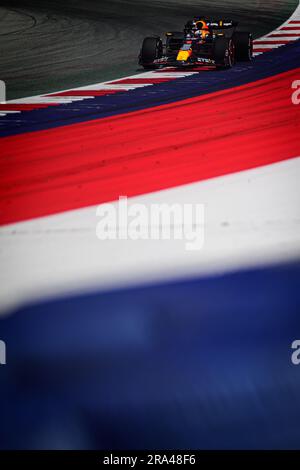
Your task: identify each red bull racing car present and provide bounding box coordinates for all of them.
[139,17,253,70]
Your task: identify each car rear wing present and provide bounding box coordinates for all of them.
[185,18,238,31]
[206,20,239,29]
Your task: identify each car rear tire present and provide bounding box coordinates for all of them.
[140,37,163,69]
[214,37,235,70]
[233,32,253,61]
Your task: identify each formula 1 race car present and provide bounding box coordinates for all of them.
[139,17,253,70]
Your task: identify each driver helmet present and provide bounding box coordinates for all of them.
[195,20,210,39]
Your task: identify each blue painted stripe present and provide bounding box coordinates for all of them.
[1,41,300,138]
[1,261,300,449]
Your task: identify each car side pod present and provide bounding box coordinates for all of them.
[176,49,192,62]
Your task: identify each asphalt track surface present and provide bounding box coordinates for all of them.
[0,0,298,99]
